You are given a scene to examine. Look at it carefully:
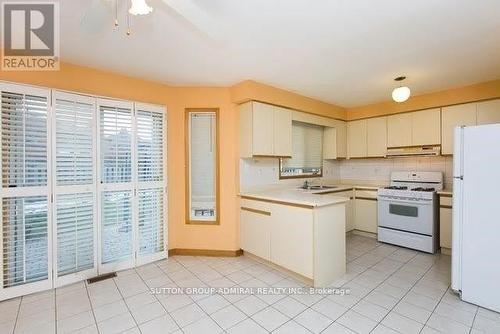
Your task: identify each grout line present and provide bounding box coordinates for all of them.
[469,306,479,334]
[85,281,102,334]
[11,296,22,334]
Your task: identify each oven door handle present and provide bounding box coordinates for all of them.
[377,197,432,205]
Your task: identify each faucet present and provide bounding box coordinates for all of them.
[302,180,311,189]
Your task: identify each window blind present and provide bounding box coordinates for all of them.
[282,121,324,169]
[137,110,163,182]
[2,196,48,288]
[55,98,93,185]
[100,106,132,183]
[1,91,47,187]
[101,191,133,264]
[138,188,164,255]
[56,193,94,276]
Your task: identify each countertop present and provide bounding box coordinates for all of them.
[437,189,453,196]
[239,183,382,208]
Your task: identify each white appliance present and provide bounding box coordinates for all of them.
[452,124,500,313]
[377,171,442,253]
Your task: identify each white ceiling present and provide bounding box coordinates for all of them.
[61,0,500,107]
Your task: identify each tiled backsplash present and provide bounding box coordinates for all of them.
[240,156,453,190]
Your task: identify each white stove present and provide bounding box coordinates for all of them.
[377,171,443,253]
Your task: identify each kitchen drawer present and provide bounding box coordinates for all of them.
[354,189,378,199]
[240,198,272,213]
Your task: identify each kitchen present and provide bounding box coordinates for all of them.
[0,1,499,334]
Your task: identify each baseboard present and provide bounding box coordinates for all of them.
[351,229,377,239]
[440,247,451,255]
[168,248,243,257]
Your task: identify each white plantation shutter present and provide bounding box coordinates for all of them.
[135,103,166,264]
[101,190,133,264]
[52,92,97,285]
[282,121,324,169]
[1,83,51,299]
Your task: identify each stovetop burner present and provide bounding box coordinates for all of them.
[411,187,436,192]
[384,186,408,190]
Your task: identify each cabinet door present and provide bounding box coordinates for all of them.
[252,102,274,156]
[347,119,367,158]
[477,99,500,125]
[387,113,412,147]
[323,127,337,159]
[354,198,378,233]
[333,191,354,232]
[270,204,313,278]
[273,107,292,157]
[367,117,387,157]
[334,121,347,158]
[412,108,441,146]
[439,207,452,249]
[441,104,477,155]
[240,201,271,260]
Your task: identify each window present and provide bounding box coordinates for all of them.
[186,109,219,224]
[280,121,324,178]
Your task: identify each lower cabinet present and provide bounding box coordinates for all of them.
[354,191,378,233]
[240,199,271,260]
[439,195,453,250]
[270,204,314,278]
[333,190,354,232]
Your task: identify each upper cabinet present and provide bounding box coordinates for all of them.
[387,108,441,148]
[477,99,500,125]
[441,104,477,155]
[239,101,292,158]
[412,108,441,146]
[347,119,367,158]
[387,113,412,147]
[367,117,387,157]
[323,127,337,159]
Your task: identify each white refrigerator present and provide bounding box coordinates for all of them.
[452,124,500,313]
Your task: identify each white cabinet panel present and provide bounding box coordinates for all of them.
[477,99,500,125]
[270,204,314,278]
[354,198,378,233]
[333,191,354,232]
[323,127,337,159]
[440,207,452,249]
[441,104,477,155]
[367,117,387,157]
[273,107,292,157]
[252,102,274,156]
[333,120,347,158]
[387,113,412,147]
[347,119,367,158]
[240,210,271,261]
[412,108,441,146]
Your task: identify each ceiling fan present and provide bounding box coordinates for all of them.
[80,0,220,39]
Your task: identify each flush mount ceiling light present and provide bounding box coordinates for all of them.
[392,76,411,103]
[129,0,153,16]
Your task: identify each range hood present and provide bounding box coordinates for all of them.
[386,145,441,157]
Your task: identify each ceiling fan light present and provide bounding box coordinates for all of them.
[392,86,411,103]
[129,0,153,15]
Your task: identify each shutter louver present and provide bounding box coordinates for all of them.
[55,98,93,185]
[56,193,94,276]
[138,188,164,255]
[2,196,48,288]
[137,110,163,182]
[101,191,133,264]
[100,106,132,184]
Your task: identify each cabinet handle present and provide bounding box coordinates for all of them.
[241,207,271,216]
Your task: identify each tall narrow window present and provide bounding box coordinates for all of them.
[1,83,51,299]
[186,109,219,224]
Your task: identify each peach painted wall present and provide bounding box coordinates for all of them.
[347,79,500,120]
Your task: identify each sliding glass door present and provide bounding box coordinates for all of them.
[52,91,98,287]
[0,83,52,300]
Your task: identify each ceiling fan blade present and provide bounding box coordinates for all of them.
[159,0,222,41]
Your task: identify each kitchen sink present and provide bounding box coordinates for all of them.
[299,185,337,190]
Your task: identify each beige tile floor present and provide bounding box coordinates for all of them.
[1,234,500,334]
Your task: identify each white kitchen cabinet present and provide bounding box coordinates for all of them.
[333,190,354,232]
[354,190,378,234]
[239,101,292,157]
[240,199,271,260]
[347,119,367,158]
[333,120,347,158]
[323,127,337,159]
[477,99,500,125]
[439,195,453,251]
[366,117,387,157]
[387,113,412,148]
[270,204,314,278]
[441,103,477,155]
[412,108,441,146]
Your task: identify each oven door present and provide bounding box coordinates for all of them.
[377,197,434,235]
